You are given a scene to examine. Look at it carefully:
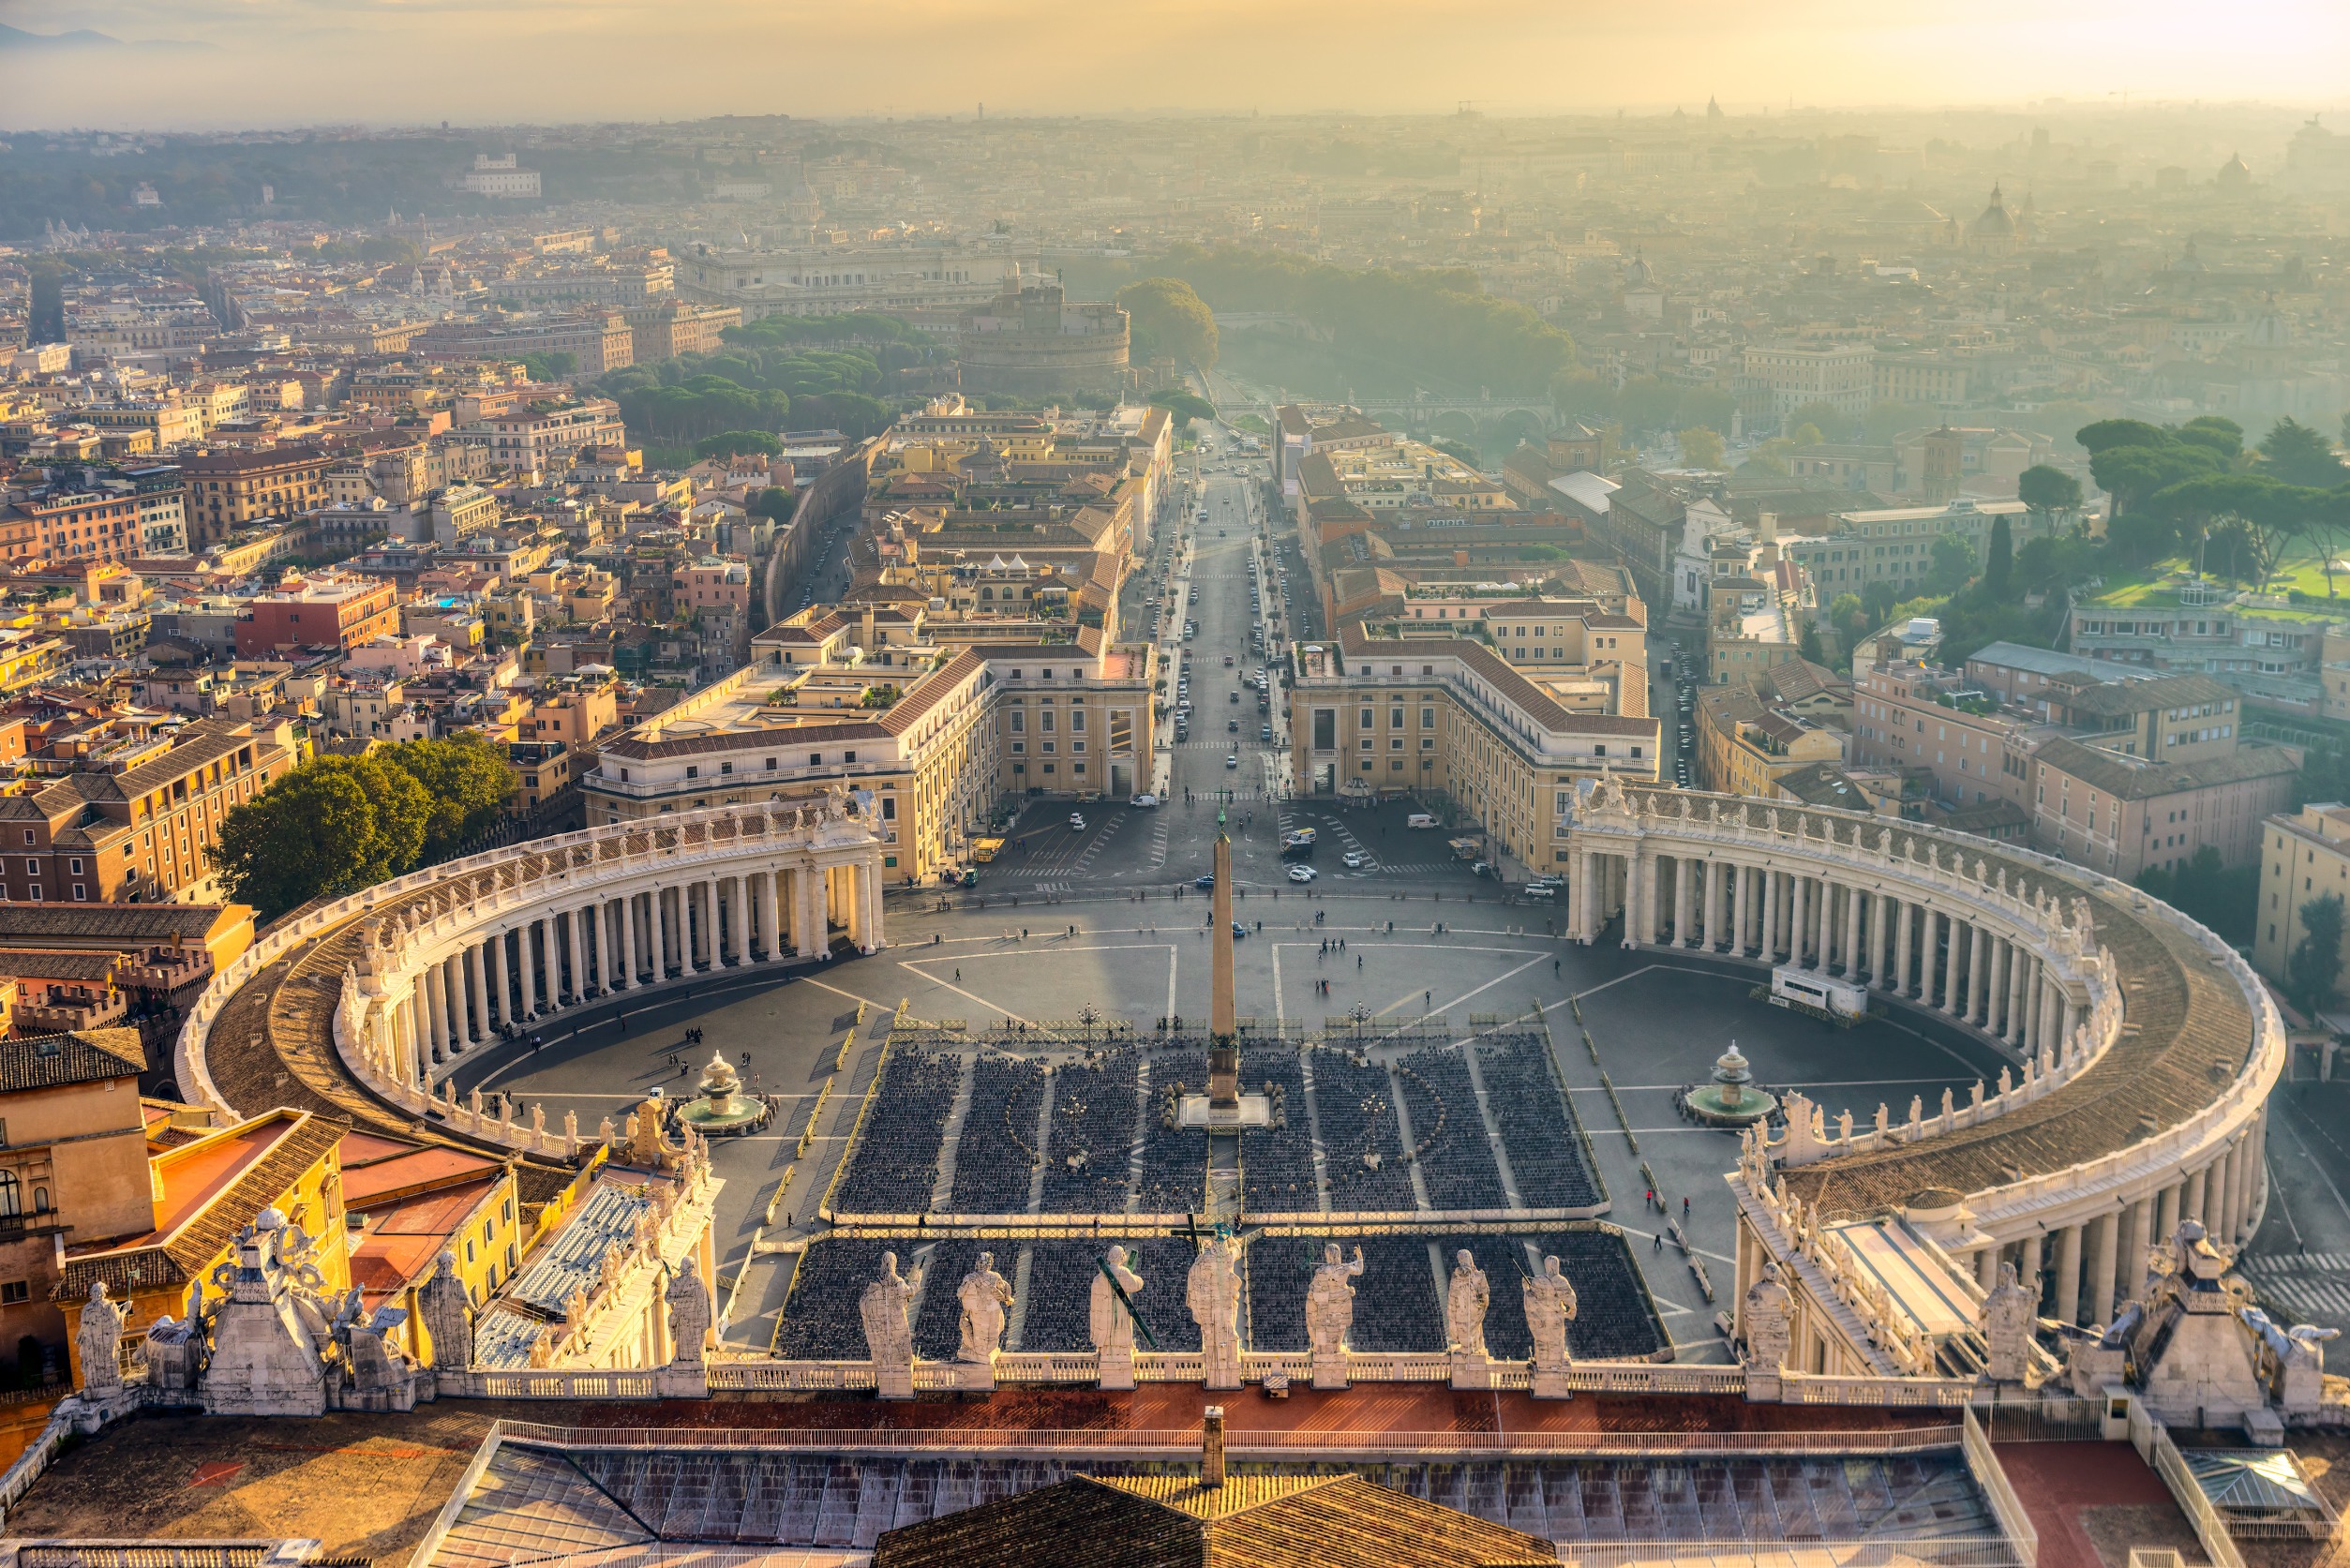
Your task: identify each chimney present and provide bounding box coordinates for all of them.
[1202,1405,1226,1488]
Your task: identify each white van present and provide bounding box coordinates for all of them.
[1405,813,1438,829]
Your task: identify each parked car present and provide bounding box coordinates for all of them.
[1069,814,1086,831]
[1287,863,1318,883]
[1341,850,1368,869]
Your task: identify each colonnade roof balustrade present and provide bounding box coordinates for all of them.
[1570,781,2281,1225]
[176,796,886,1160]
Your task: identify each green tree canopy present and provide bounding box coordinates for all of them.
[1118,278,1220,368]
[211,738,516,921]
[1146,387,1218,426]
[211,754,430,921]
[2175,415,2245,461]
[2257,416,2348,488]
[382,735,518,862]
[1678,426,1726,470]
[696,429,782,459]
[2076,418,2174,455]
[2016,465,2083,515]
[2088,441,2223,519]
[1983,515,2013,600]
[1926,534,1978,595]
[749,485,797,522]
[2288,893,2346,1014]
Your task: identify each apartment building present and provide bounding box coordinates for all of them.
[1735,341,1875,422]
[415,314,635,376]
[0,717,299,903]
[588,612,1156,881]
[471,399,628,472]
[1781,499,2043,599]
[177,445,330,547]
[2253,802,2350,994]
[675,243,1015,325]
[1289,629,1660,874]
[0,486,145,568]
[1694,682,1849,800]
[232,572,401,657]
[2068,575,2342,715]
[2030,736,2295,882]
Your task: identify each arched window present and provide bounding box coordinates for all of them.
[31,1186,47,1214]
[0,1172,19,1217]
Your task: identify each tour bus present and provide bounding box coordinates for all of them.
[970,837,1006,863]
[1768,964,1870,1023]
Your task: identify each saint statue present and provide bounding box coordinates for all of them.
[78,1281,128,1396]
[1979,1262,2034,1384]
[1186,1232,1245,1390]
[859,1251,922,1399]
[1524,1254,1579,1395]
[1089,1246,1146,1357]
[1306,1243,1365,1387]
[955,1252,1014,1366]
[666,1266,712,1367]
[1445,1248,1490,1358]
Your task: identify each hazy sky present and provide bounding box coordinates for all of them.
[3,0,2347,129]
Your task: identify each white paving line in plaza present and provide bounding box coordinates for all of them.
[1579,1076,1968,1094]
[799,976,895,1013]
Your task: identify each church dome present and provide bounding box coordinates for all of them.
[2218,153,2252,188]
[1971,184,2015,239]
[1624,251,1657,288]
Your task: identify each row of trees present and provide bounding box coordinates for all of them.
[1147,245,1576,393]
[212,736,518,921]
[2086,416,2350,585]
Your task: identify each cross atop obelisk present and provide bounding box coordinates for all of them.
[1208,828,1238,1108]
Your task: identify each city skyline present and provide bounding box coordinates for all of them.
[2,0,2348,128]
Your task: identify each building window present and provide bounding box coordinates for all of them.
[0,1172,17,1217]
[0,1281,24,1306]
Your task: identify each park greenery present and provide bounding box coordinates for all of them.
[211,736,518,921]
[1118,279,1220,368]
[1137,245,1577,394]
[598,313,938,449]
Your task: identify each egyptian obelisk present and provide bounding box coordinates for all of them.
[1208,829,1238,1109]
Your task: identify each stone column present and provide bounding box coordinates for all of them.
[2207,1153,2232,1242]
[1641,849,1662,945]
[2121,1195,2153,1306]
[467,943,490,1040]
[2185,1165,2208,1226]
[621,893,641,986]
[567,907,586,999]
[437,956,461,1050]
[1940,915,1965,1014]
[2089,1211,2118,1327]
[770,870,790,959]
[2002,942,2025,1044]
[2058,996,2080,1054]
[1977,1247,1998,1291]
[1968,923,1990,1024]
[2225,1137,2252,1244]
[488,931,511,1024]
[2157,1182,2181,1246]
[1760,869,1780,962]
[1870,893,1891,987]
[801,865,827,959]
[1789,874,1809,966]
[518,919,540,1019]
[1894,900,1915,997]
[2020,1233,2045,1312]
[1707,859,1726,950]
[424,967,448,1062]
[1842,884,1864,977]
[2055,1223,2083,1324]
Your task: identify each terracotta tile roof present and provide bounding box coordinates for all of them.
[0,1026,142,1091]
[873,1473,1555,1568]
[2033,737,2299,801]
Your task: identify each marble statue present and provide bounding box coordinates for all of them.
[1089,1246,1146,1391]
[1981,1262,2036,1384]
[418,1250,472,1372]
[666,1265,712,1367]
[860,1252,922,1399]
[1186,1232,1245,1391]
[1306,1243,1365,1389]
[1742,1262,1793,1400]
[955,1252,1014,1385]
[1446,1249,1491,1390]
[1524,1255,1579,1398]
[77,1281,128,1396]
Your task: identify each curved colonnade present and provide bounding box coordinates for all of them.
[1568,781,2283,1341]
[177,799,888,1152]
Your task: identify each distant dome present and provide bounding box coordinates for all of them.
[2218,153,2252,188]
[1623,251,1657,288]
[1972,184,2015,238]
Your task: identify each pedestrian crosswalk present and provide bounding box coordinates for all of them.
[2241,1253,2350,1327]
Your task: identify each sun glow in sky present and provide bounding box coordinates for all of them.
[1,0,2346,127]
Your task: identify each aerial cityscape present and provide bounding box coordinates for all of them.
[0,12,2346,1567]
